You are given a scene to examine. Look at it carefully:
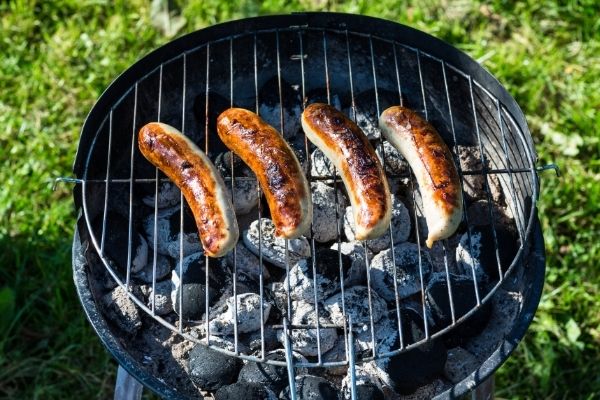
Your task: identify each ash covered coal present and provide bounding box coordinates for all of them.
[188,344,242,391]
[243,218,311,269]
[148,280,172,315]
[143,205,202,259]
[215,382,277,400]
[324,286,387,332]
[214,151,259,216]
[425,273,491,346]
[278,300,338,357]
[283,247,351,303]
[376,139,410,177]
[330,241,372,286]
[280,375,341,400]
[208,293,272,335]
[456,224,519,283]
[142,181,181,209]
[310,148,337,179]
[102,285,142,335]
[370,242,432,302]
[237,351,289,393]
[343,195,411,252]
[225,242,270,281]
[93,212,148,274]
[133,252,171,283]
[310,181,348,243]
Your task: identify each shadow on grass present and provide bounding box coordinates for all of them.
[0,232,116,399]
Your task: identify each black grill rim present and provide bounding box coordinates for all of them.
[71,12,545,397]
[73,12,537,179]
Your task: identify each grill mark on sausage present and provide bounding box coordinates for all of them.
[380,106,460,213]
[217,108,310,238]
[302,103,390,233]
[138,123,236,257]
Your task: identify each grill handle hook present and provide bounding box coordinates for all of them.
[536,163,560,177]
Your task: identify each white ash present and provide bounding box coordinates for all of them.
[270,282,289,314]
[343,195,411,253]
[225,242,270,281]
[134,252,172,283]
[456,145,485,201]
[456,230,486,281]
[130,234,148,273]
[283,259,339,303]
[146,280,172,315]
[243,218,311,269]
[277,300,338,357]
[142,181,181,208]
[102,285,142,335]
[345,104,379,140]
[143,206,202,259]
[208,293,271,335]
[282,247,351,306]
[310,148,337,179]
[444,347,479,383]
[227,176,259,215]
[330,241,373,286]
[324,286,387,332]
[186,334,249,354]
[426,238,460,275]
[488,173,505,204]
[355,314,398,354]
[376,140,409,176]
[370,243,433,302]
[464,289,522,361]
[310,181,347,243]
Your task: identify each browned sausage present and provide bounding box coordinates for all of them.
[217,108,312,239]
[379,106,463,247]
[301,103,391,241]
[138,122,238,257]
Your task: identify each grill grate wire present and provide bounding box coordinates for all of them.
[77,26,541,374]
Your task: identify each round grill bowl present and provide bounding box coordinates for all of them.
[72,12,545,399]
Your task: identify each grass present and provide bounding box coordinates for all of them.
[0,0,598,398]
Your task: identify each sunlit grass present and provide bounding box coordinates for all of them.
[1,0,598,398]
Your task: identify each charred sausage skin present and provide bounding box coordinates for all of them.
[217,108,312,239]
[301,103,392,241]
[379,106,462,248]
[138,122,239,257]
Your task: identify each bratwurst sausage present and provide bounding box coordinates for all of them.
[301,103,391,241]
[379,106,463,248]
[217,108,312,239]
[138,122,239,257]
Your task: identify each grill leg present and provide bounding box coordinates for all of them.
[471,374,494,400]
[115,365,143,400]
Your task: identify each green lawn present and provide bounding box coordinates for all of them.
[1,0,598,399]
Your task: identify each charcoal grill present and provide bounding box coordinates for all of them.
[63,12,554,399]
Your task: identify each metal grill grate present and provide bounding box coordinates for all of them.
[75,25,540,377]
